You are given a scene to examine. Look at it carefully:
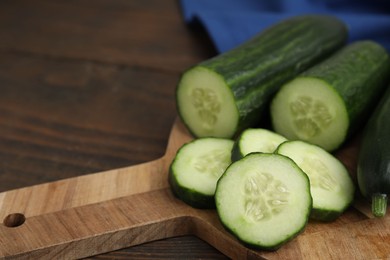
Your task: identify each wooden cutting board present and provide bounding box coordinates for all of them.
[0,118,389,259]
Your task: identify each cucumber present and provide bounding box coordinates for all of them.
[275,140,355,221]
[215,153,312,250]
[169,137,234,208]
[357,86,390,218]
[176,15,347,138]
[231,128,287,162]
[271,40,390,151]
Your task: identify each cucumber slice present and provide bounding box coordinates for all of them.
[271,77,348,151]
[276,140,355,221]
[215,153,312,250]
[169,137,234,208]
[231,128,287,162]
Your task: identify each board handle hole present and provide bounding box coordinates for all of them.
[3,213,26,228]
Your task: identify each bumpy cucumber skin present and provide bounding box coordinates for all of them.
[177,15,347,138]
[169,166,215,209]
[299,41,390,137]
[215,153,312,251]
[357,85,390,216]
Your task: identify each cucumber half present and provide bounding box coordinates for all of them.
[271,77,348,151]
[215,153,312,250]
[271,41,390,152]
[169,137,234,208]
[276,140,355,221]
[231,128,287,162]
[176,66,239,138]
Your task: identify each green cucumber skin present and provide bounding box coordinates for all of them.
[168,168,215,209]
[231,137,244,162]
[219,219,307,251]
[357,85,390,206]
[178,15,347,136]
[168,137,233,209]
[309,193,355,222]
[310,207,348,222]
[299,41,390,137]
[230,139,244,162]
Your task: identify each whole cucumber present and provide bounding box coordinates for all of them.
[357,85,390,217]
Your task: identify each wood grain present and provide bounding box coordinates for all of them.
[0,0,388,259]
[0,0,214,72]
[0,52,177,191]
[1,119,389,259]
[0,0,223,258]
[0,118,190,222]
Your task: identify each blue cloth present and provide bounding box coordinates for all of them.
[180,0,390,53]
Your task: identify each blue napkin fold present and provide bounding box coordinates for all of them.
[180,0,390,53]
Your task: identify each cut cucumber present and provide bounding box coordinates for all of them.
[276,140,355,221]
[177,15,347,138]
[231,128,287,162]
[215,153,312,250]
[271,78,348,151]
[271,40,390,151]
[169,137,234,208]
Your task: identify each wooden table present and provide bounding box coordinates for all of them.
[2,1,390,259]
[0,0,228,258]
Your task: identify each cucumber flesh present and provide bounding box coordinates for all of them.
[169,137,234,208]
[271,77,348,151]
[215,153,312,250]
[176,66,239,138]
[271,41,390,152]
[276,140,355,221]
[231,128,287,162]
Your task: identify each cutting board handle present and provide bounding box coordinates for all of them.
[0,119,261,259]
[0,118,198,258]
[0,186,262,259]
[0,118,190,221]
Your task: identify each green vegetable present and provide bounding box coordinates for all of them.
[276,140,355,221]
[169,137,233,208]
[215,153,312,250]
[176,15,347,138]
[271,40,390,151]
[231,128,287,162]
[357,86,390,218]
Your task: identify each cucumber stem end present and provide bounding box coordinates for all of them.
[371,193,387,218]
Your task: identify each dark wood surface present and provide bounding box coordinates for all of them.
[0,0,229,258]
